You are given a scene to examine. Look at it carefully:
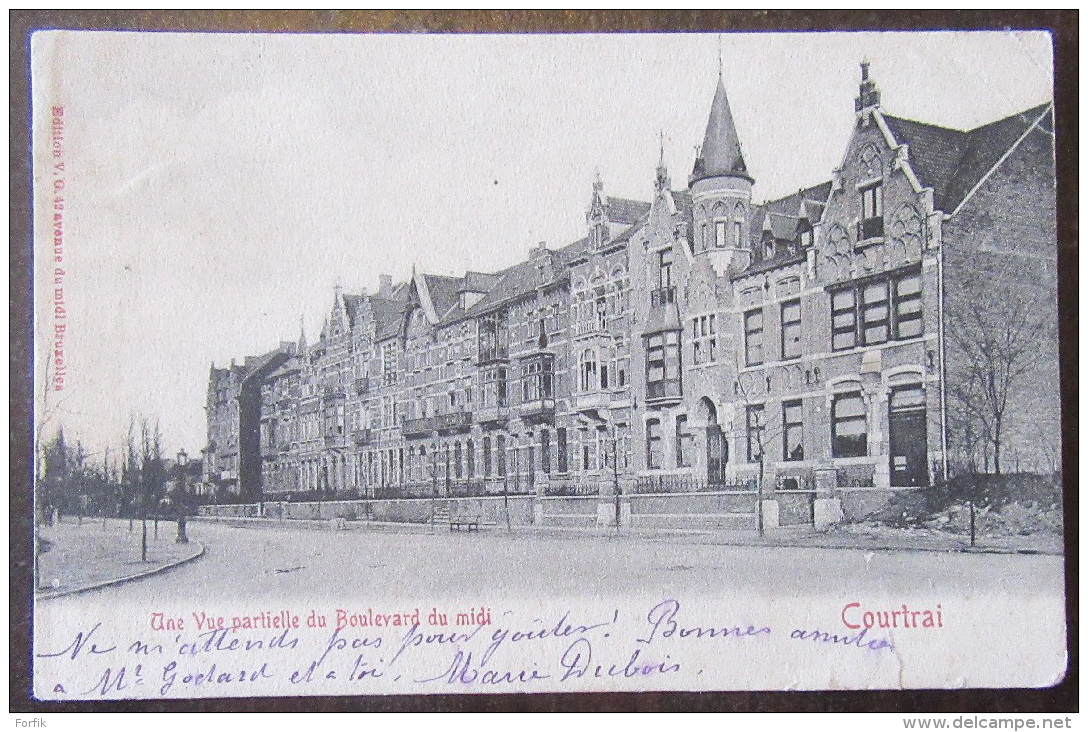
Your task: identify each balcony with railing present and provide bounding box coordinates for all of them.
[650,285,676,307]
[856,217,884,243]
[519,397,555,420]
[401,411,473,437]
[574,390,611,412]
[476,401,509,424]
[646,378,682,403]
[573,319,609,337]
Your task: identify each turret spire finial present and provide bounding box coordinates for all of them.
[718,34,723,78]
[655,130,671,193]
[855,57,881,112]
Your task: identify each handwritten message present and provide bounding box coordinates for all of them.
[35,598,905,699]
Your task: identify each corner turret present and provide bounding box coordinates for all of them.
[689,75,753,277]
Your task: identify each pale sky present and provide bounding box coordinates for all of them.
[30,30,1054,461]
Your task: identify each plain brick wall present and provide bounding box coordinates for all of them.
[943,122,1059,474]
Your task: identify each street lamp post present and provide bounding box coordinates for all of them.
[176,449,190,544]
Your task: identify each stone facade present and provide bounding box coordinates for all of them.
[204,64,1057,513]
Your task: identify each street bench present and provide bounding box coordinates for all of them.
[449,517,481,532]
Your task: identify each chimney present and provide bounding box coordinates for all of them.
[378,274,392,296]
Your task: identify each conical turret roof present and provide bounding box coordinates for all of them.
[690,76,752,184]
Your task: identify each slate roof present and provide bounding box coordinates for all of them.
[422,274,463,319]
[747,181,832,242]
[241,345,292,383]
[606,196,652,225]
[691,76,750,183]
[460,271,502,293]
[463,258,546,317]
[370,296,407,341]
[883,104,1050,212]
[342,294,366,329]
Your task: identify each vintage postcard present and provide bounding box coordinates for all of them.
[27,29,1066,701]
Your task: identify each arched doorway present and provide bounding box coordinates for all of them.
[697,397,728,484]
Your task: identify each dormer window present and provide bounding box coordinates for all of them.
[591,221,609,250]
[799,225,814,249]
[763,233,775,260]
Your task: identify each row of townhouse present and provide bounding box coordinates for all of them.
[204,63,1059,514]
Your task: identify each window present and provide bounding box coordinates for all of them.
[715,220,726,249]
[862,281,890,345]
[783,400,804,461]
[701,222,710,252]
[763,233,774,260]
[478,313,508,362]
[781,300,802,360]
[480,365,508,407]
[860,183,884,239]
[692,315,717,365]
[799,226,814,249]
[467,439,475,478]
[496,435,506,476]
[522,356,554,402]
[832,289,857,351]
[646,419,663,469]
[744,309,764,366]
[646,331,682,400]
[580,349,598,392]
[830,269,923,351]
[483,436,492,477]
[381,343,398,386]
[557,428,568,473]
[746,405,765,463]
[658,249,673,290]
[676,416,692,468]
[833,392,868,458]
[454,442,463,479]
[733,220,743,248]
[895,273,923,338]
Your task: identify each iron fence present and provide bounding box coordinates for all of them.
[544,481,600,497]
[633,475,758,494]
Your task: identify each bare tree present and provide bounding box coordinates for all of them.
[946,290,1054,475]
[730,362,789,537]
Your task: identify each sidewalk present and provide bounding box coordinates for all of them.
[192,514,1063,555]
[35,517,205,599]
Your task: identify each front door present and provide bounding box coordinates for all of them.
[888,386,928,487]
[707,425,727,483]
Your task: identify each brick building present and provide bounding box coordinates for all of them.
[206,63,1057,519]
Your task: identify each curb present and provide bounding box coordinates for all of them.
[35,542,207,600]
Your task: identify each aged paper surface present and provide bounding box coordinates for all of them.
[29,30,1065,700]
